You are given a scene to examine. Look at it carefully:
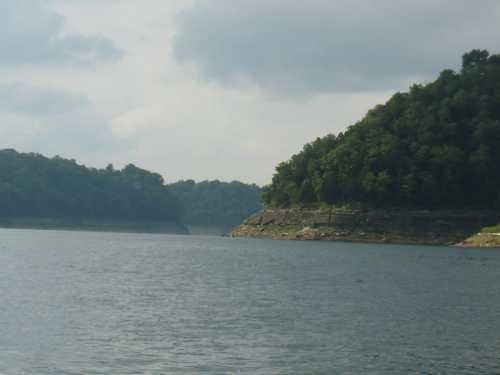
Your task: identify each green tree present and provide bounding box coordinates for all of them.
[264,50,500,210]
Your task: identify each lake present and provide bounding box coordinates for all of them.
[0,228,499,374]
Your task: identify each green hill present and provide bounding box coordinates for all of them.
[168,179,262,228]
[0,149,183,223]
[263,50,500,209]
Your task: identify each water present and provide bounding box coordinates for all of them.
[0,229,499,374]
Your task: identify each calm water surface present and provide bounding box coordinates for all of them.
[0,228,499,374]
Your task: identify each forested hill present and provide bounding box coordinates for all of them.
[168,180,262,227]
[263,50,500,210]
[0,149,183,222]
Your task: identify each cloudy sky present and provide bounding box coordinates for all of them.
[1,0,499,185]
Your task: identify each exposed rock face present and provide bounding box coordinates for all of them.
[231,209,500,246]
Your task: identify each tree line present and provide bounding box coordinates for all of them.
[263,50,500,209]
[0,149,263,226]
[0,149,183,222]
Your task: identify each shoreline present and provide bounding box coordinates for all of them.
[0,217,189,235]
[231,209,500,248]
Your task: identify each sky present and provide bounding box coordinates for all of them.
[1,0,499,185]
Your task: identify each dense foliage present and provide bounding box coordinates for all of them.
[0,149,183,221]
[168,180,262,226]
[263,50,500,209]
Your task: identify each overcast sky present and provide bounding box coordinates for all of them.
[1,0,499,185]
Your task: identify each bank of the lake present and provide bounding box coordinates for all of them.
[232,208,500,247]
[0,216,189,234]
[456,224,500,248]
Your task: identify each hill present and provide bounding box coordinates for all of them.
[262,50,500,210]
[168,180,262,230]
[0,149,184,228]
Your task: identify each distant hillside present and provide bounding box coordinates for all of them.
[0,149,183,223]
[263,50,500,209]
[168,180,263,228]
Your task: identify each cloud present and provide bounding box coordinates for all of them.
[0,82,124,160]
[0,83,89,116]
[173,0,500,94]
[0,0,122,67]
[0,103,129,167]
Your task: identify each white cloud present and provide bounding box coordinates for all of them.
[0,83,89,116]
[0,0,122,67]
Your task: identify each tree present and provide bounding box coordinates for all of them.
[0,150,183,222]
[264,50,500,210]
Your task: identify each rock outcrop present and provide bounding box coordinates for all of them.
[231,209,500,247]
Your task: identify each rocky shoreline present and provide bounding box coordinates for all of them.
[231,209,500,247]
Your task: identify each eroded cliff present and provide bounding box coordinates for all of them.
[231,209,500,247]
